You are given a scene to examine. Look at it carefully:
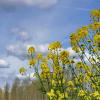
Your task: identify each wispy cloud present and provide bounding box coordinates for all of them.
[11,28,31,42]
[57,5,91,11]
[76,7,91,11]
[0,0,59,9]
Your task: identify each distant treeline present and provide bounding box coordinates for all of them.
[0,78,47,100]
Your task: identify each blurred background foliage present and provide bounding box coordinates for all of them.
[0,78,47,100]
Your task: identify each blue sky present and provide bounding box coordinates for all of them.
[0,0,100,87]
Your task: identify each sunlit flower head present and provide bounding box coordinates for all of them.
[89,22,100,31]
[29,59,36,67]
[48,41,62,50]
[91,9,100,18]
[77,26,88,38]
[28,46,35,54]
[36,53,43,60]
[19,67,26,75]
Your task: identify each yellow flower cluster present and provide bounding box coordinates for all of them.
[48,41,62,50]
[47,89,68,100]
[58,92,68,100]
[47,89,55,100]
[89,22,100,31]
[19,9,100,100]
[70,26,88,52]
[78,89,87,97]
[91,9,100,18]
[70,33,80,44]
[76,62,90,71]
[40,63,50,79]
[20,39,100,100]
[94,33,100,43]
[90,91,100,100]
[77,26,88,39]
[47,52,54,59]
[93,33,100,50]
[59,50,69,64]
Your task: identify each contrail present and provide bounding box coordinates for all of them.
[57,5,91,11]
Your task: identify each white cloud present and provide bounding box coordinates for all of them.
[0,0,59,9]
[6,44,28,60]
[0,59,9,68]
[67,47,76,56]
[27,43,49,53]
[0,56,26,87]
[6,43,49,60]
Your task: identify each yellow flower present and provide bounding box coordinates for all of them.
[83,65,90,71]
[70,33,80,45]
[91,9,100,18]
[78,89,87,97]
[58,79,65,85]
[36,53,43,60]
[28,47,35,54]
[84,74,90,82]
[76,62,90,70]
[91,83,97,89]
[94,33,100,43]
[93,48,99,53]
[40,72,45,79]
[90,91,100,99]
[77,26,88,39]
[58,92,68,100]
[19,67,26,75]
[93,33,100,50]
[70,33,81,52]
[86,71,92,77]
[67,81,74,87]
[48,55,58,66]
[51,80,58,86]
[29,59,36,67]
[47,89,55,100]
[48,41,62,50]
[54,66,63,73]
[76,62,85,69]
[44,67,50,73]
[89,22,100,31]
[59,50,69,59]
[40,71,50,79]
[47,53,54,59]
[72,46,80,52]
[41,63,48,69]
